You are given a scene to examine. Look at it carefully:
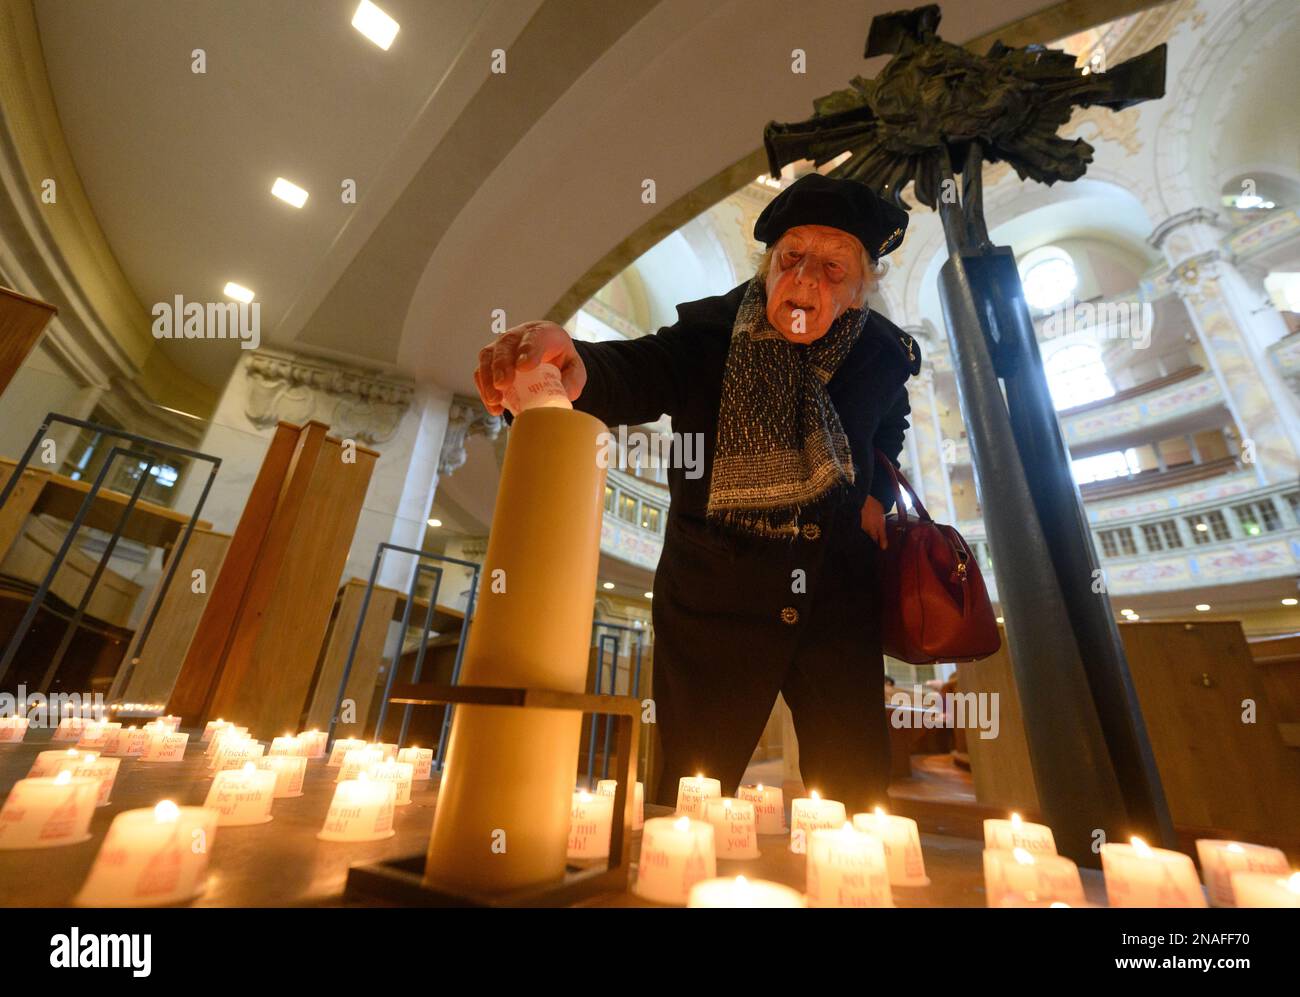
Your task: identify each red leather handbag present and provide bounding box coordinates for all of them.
[873,449,1001,664]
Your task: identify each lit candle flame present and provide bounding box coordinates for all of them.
[577,791,592,803]
[756,783,764,791]
[674,816,692,832]
[1010,812,1022,827]
[874,805,887,819]
[1131,835,1152,857]
[810,790,821,801]
[154,800,180,823]
[1013,847,1035,865]
[54,770,72,785]
[1285,872,1300,894]
[1226,842,1244,853]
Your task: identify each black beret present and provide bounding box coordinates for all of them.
[754,173,909,260]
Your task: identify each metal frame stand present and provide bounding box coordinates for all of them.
[344,682,640,907]
[0,414,220,693]
[584,621,645,787]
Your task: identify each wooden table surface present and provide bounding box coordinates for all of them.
[0,731,1109,907]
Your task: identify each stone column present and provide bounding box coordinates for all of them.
[1151,208,1300,484]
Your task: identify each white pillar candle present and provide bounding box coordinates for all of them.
[397,746,434,781]
[702,797,760,859]
[983,812,1056,854]
[688,875,805,908]
[50,752,120,808]
[983,847,1085,907]
[210,737,265,772]
[0,771,98,849]
[373,742,399,761]
[53,717,85,742]
[327,737,368,767]
[28,748,88,777]
[852,808,930,886]
[337,746,385,782]
[567,790,614,859]
[0,716,30,744]
[368,760,414,806]
[675,774,722,818]
[807,824,894,908]
[103,725,148,757]
[75,722,121,752]
[296,730,328,760]
[203,763,276,826]
[1195,839,1291,908]
[203,725,249,757]
[138,730,189,762]
[790,793,847,854]
[201,719,236,743]
[596,779,644,831]
[255,754,307,798]
[74,801,218,906]
[317,776,396,842]
[156,715,182,732]
[737,783,786,834]
[1101,837,1207,908]
[268,734,308,757]
[1231,870,1300,908]
[634,816,716,905]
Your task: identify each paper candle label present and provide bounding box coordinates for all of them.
[40,791,85,841]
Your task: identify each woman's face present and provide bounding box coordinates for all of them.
[764,225,868,343]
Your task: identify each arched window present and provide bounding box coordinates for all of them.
[1018,246,1078,311]
[1044,342,1114,410]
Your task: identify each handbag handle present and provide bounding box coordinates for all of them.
[872,448,933,525]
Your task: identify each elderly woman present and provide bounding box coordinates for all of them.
[475,174,919,812]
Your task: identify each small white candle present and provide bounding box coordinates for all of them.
[74,801,219,906]
[201,718,234,743]
[317,776,396,842]
[852,808,930,886]
[807,824,894,908]
[595,779,644,831]
[634,816,717,905]
[156,715,182,732]
[75,722,121,752]
[103,725,148,757]
[984,812,1056,854]
[397,746,434,781]
[1195,839,1291,907]
[327,737,368,767]
[1231,870,1300,908]
[337,746,386,782]
[296,730,328,760]
[28,748,88,777]
[567,790,615,859]
[0,771,98,849]
[203,762,276,826]
[983,848,1085,907]
[702,798,760,859]
[368,760,414,806]
[53,717,85,742]
[0,716,30,743]
[737,783,786,834]
[203,725,248,757]
[268,734,308,757]
[210,737,264,773]
[138,730,189,762]
[1101,837,1207,908]
[790,792,846,854]
[255,754,307,798]
[373,742,399,761]
[688,876,805,908]
[675,774,721,818]
[50,752,120,808]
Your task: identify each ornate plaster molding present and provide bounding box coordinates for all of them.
[438,394,503,477]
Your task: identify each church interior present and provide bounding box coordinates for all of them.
[0,0,1298,920]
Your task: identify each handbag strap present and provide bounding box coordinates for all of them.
[872,448,933,525]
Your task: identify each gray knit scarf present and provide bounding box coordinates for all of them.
[705,276,867,539]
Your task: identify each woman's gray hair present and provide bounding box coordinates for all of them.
[753,242,888,308]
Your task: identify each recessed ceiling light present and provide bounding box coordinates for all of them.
[271,177,309,208]
[1195,522,1208,531]
[1195,603,1211,612]
[602,582,615,590]
[644,591,653,599]
[1283,598,1298,606]
[223,282,254,303]
[427,518,441,528]
[352,0,399,50]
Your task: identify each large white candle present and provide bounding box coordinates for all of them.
[268,734,308,757]
[790,792,846,854]
[203,763,276,826]
[983,848,1085,907]
[28,748,87,777]
[0,771,98,849]
[368,760,414,806]
[337,746,385,782]
[675,774,722,818]
[138,730,189,762]
[983,812,1056,854]
[1101,837,1207,907]
[702,797,760,859]
[1231,871,1300,908]
[595,779,644,831]
[635,816,717,905]
[296,729,328,760]
[50,752,120,808]
[318,776,396,842]
[737,783,785,834]
[74,801,219,906]
[201,718,234,743]
[397,746,434,781]
[76,722,121,752]
[688,876,805,908]
[256,754,307,798]
[0,716,30,743]
[210,737,264,773]
[204,725,248,757]
[853,808,930,886]
[807,824,894,907]
[1194,839,1291,908]
[567,790,614,859]
[327,737,368,767]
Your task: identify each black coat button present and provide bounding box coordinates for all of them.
[801,523,821,540]
[780,606,799,625]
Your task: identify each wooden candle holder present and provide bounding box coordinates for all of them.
[344,682,640,907]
